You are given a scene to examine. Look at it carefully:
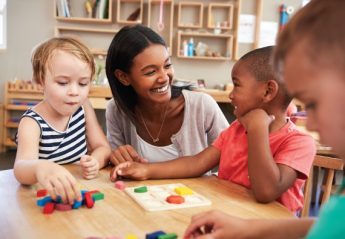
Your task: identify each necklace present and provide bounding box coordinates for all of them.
[138,103,169,143]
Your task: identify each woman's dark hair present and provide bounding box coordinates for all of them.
[106,24,167,121]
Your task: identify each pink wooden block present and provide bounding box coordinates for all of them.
[115,180,126,190]
[55,203,72,211]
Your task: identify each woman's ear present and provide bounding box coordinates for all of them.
[263,80,279,102]
[114,69,130,86]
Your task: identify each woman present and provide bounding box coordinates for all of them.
[105,25,228,166]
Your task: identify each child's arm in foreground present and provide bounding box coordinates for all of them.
[82,100,111,179]
[184,210,313,239]
[14,117,81,204]
[240,109,298,202]
[110,146,221,181]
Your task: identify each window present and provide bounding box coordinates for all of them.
[0,0,7,50]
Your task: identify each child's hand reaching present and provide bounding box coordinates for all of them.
[80,155,100,179]
[110,161,149,181]
[36,161,82,204]
[110,145,148,166]
[184,210,252,239]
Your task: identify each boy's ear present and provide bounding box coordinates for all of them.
[263,80,279,102]
[114,69,130,86]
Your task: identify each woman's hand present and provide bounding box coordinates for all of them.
[110,161,149,181]
[110,145,148,166]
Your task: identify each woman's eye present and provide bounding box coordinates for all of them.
[305,102,316,110]
[144,70,155,76]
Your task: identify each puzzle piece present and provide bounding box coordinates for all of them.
[174,186,193,196]
[157,233,177,239]
[125,183,211,211]
[134,186,148,193]
[166,195,185,204]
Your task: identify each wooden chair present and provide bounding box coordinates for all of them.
[301,154,344,217]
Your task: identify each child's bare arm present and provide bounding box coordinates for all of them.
[110,146,221,181]
[14,117,81,203]
[84,100,111,169]
[184,210,313,239]
[240,109,297,202]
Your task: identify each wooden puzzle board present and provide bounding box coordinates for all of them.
[125,183,212,212]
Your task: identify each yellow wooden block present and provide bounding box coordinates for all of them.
[125,234,138,239]
[174,186,193,196]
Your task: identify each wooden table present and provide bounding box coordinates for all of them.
[0,165,293,239]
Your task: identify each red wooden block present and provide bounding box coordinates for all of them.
[43,202,55,214]
[166,195,185,204]
[36,189,48,197]
[85,192,94,208]
[55,203,72,211]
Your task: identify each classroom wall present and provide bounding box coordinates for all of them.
[0,0,303,102]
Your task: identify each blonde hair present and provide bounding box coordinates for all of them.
[273,0,345,78]
[31,37,95,84]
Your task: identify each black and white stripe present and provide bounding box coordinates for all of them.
[21,107,87,164]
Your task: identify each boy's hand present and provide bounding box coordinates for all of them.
[110,161,149,181]
[80,155,100,179]
[36,161,82,204]
[239,108,275,132]
[184,210,251,239]
[110,145,148,166]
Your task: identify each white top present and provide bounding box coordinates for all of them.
[137,135,179,163]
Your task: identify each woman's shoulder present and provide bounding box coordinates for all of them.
[182,90,216,104]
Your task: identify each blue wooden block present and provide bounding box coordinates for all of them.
[72,200,83,209]
[37,196,52,207]
[146,230,166,239]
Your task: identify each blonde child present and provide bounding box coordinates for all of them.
[14,37,111,204]
[184,0,345,238]
[111,46,316,214]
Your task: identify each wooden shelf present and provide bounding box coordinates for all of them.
[5,105,30,111]
[117,0,143,24]
[208,3,234,29]
[4,138,16,148]
[178,2,203,28]
[5,122,19,128]
[177,31,233,60]
[54,0,113,23]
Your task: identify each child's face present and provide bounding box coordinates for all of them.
[126,44,173,105]
[43,50,91,116]
[283,41,345,158]
[229,61,267,118]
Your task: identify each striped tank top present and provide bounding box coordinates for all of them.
[20,106,87,164]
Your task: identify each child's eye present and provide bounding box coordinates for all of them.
[164,63,172,69]
[233,82,240,87]
[79,82,89,87]
[57,82,68,86]
[305,102,316,111]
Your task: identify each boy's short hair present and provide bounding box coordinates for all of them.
[273,0,345,78]
[31,37,95,85]
[239,46,292,109]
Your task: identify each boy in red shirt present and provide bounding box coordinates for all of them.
[110,46,316,213]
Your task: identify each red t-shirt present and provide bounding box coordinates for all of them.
[213,119,316,213]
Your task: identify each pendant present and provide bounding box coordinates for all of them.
[153,138,159,143]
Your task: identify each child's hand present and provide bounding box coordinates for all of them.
[110,145,148,166]
[184,210,251,239]
[110,161,148,181]
[239,108,275,132]
[80,155,100,180]
[36,161,82,204]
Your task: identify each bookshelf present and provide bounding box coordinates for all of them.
[117,0,143,24]
[54,0,113,23]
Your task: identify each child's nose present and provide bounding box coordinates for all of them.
[68,84,79,95]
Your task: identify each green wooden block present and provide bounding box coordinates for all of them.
[158,233,177,239]
[134,186,148,193]
[92,192,104,201]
